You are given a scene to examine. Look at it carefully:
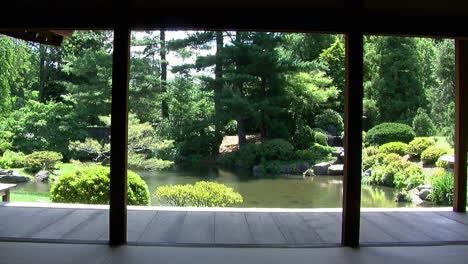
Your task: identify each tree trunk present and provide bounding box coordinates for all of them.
[260,76,268,139]
[211,31,224,155]
[237,117,247,146]
[235,32,247,147]
[160,30,169,119]
[38,44,47,103]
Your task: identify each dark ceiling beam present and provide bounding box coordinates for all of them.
[0,29,74,46]
[1,10,467,38]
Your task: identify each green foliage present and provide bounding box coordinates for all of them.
[365,123,415,146]
[319,38,345,111]
[70,114,175,170]
[268,120,290,140]
[50,166,150,205]
[0,138,12,156]
[3,100,85,158]
[382,153,402,165]
[24,151,63,173]
[428,169,454,204]
[128,152,174,171]
[363,146,379,157]
[368,160,412,187]
[62,31,113,125]
[412,108,435,137]
[315,109,343,135]
[259,139,294,161]
[394,165,425,191]
[11,191,51,203]
[435,159,451,169]
[155,181,243,207]
[217,143,260,168]
[407,137,435,157]
[218,139,300,169]
[362,153,385,171]
[430,40,455,136]
[366,36,427,123]
[421,146,448,165]
[294,143,334,164]
[292,124,315,150]
[0,150,26,169]
[363,99,380,130]
[378,142,408,156]
[314,131,328,146]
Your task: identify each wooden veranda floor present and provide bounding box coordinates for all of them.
[1,204,468,246]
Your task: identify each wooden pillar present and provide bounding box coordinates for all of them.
[454,39,468,213]
[341,31,364,247]
[109,26,130,246]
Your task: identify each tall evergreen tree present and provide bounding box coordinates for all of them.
[369,36,426,123]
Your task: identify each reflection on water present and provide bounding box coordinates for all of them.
[15,166,416,208]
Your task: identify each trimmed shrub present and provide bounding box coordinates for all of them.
[314,131,328,146]
[421,146,448,165]
[292,125,315,150]
[365,123,415,146]
[363,146,379,158]
[382,153,402,165]
[379,142,408,156]
[0,150,26,169]
[407,137,435,157]
[50,165,150,205]
[155,181,243,207]
[435,159,451,169]
[368,160,412,186]
[362,153,385,171]
[259,139,294,161]
[412,108,435,137]
[24,151,63,173]
[315,109,344,135]
[295,143,334,164]
[394,164,425,191]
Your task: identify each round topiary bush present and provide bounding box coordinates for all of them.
[378,142,408,156]
[382,153,402,165]
[155,181,243,207]
[315,109,344,136]
[314,131,328,146]
[365,123,415,146]
[435,159,451,169]
[259,139,294,160]
[50,165,150,205]
[407,137,435,157]
[24,151,63,173]
[421,146,448,165]
[292,125,315,150]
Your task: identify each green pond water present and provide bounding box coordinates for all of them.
[15,166,415,208]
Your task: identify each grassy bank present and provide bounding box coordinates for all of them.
[10,191,51,202]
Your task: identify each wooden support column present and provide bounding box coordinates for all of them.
[109,26,131,246]
[454,39,468,213]
[342,31,363,247]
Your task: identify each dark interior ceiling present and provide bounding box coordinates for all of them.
[1,0,467,38]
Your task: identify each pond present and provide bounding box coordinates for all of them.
[15,166,416,208]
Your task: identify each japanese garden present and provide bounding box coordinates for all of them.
[0,30,463,208]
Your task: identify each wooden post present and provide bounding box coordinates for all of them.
[342,31,364,247]
[454,39,468,213]
[109,26,131,246]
